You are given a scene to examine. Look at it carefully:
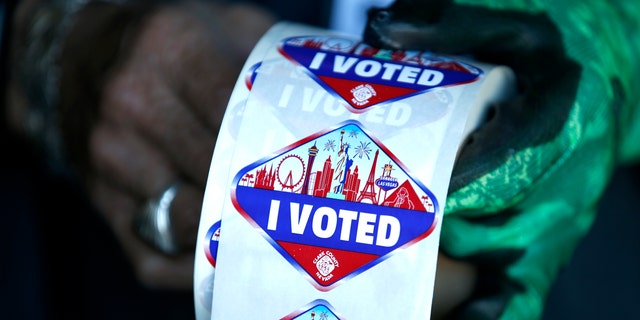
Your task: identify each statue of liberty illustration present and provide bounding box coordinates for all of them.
[330,129,353,199]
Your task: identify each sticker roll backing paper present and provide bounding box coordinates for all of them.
[193,22,515,319]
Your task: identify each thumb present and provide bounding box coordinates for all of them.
[364,2,564,72]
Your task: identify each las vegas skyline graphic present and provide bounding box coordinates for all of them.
[236,122,435,213]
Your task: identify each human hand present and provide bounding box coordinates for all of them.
[365,0,626,319]
[57,1,275,289]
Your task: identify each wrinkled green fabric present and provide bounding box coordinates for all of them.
[442,0,640,319]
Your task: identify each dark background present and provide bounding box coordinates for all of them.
[1,0,639,319]
[542,164,640,319]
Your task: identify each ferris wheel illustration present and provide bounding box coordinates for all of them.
[276,154,306,192]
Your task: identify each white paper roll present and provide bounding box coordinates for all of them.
[193,21,515,320]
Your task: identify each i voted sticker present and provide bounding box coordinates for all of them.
[231,121,438,290]
[204,221,221,267]
[281,299,342,320]
[277,35,481,111]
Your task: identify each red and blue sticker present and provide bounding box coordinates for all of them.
[204,221,221,267]
[230,121,438,291]
[274,35,481,111]
[281,299,342,320]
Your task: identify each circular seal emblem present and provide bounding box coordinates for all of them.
[314,250,339,281]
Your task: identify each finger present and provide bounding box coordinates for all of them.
[364,0,457,49]
[170,182,203,251]
[158,1,277,141]
[89,120,176,200]
[90,177,194,289]
[90,124,202,250]
[89,126,202,249]
[364,3,565,70]
[132,4,239,133]
[433,252,477,319]
[100,65,215,188]
[170,30,239,143]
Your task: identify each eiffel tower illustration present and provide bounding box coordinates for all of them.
[357,149,379,204]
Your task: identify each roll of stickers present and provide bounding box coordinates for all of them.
[193,22,515,319]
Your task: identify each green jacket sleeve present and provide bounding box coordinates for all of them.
[442,0,640,319]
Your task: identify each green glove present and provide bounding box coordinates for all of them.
[364,0,640,319]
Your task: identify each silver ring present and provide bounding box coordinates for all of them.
[134,183,181,256]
